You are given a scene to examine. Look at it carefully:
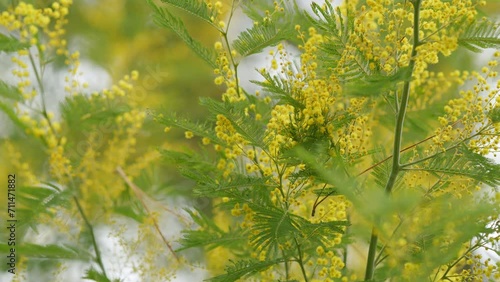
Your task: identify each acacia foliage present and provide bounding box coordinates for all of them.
[0,0,499,282]
[151,0,500,281]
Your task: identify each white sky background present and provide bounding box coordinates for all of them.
[0,0,499,281]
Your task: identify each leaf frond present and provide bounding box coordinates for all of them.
[458,19,500,52]
[199,97,267,147]
[178,209,245,252]
[208,258,286,282]
[232,23,295,57]
[158,0,219,29]
[148,0,217,68]
[407,146,500,187]
[155,111,220,143]
[0,33,30,52]
[0,80,23,101]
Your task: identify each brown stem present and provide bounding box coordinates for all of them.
[116,166,180,262]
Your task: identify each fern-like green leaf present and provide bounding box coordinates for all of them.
[408,146,500,187]
[155,111,220,144]
[0,243,91,260]
[160,149,217,177]
[17,185,72,233]
[232,23,295,57]
[306,2,350,42]
[190,172,273,202]
[249,206,302,253]
[0,100,30,133]
[299,219,348,245]
[83,268,113,282]
[458,20,500,52]
[319,41,372,80]
[178,209,245,251]
[147,0,217,68]
[158,0,219,30]
[0,33,30,52]
[306,2,372,81]
[60,94,129,148]
[344,66,411,98]
[208,258,286,282]
[0,80,23,101]
[199,97,267,148]
[241,0,312,47]
[250,71,305,109]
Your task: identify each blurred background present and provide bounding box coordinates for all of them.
[0,0,499,281]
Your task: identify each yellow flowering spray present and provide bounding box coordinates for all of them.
[151,0,500,281]
[0,1,184,281]
[0,0,499,281]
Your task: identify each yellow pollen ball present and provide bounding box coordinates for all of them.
[185,131,194,139]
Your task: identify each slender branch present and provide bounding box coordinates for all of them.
[440,241,480,280]
[116,166,180,262]
[400,129,485,168]
[293,237,309,282]
[364,0,421,280]
[282,249,289,281]
[311,183,328,216]
[27,34,108,278]
[313,130,444,217]
[374,218,404,266]
[364,227,378,280]
[221,1,244,100]
[384,0,421,194]
[74,197,109,279]
[358,118,463,177]
[357,134,435,176]
[28,51,58,137]
[400,144,458,169]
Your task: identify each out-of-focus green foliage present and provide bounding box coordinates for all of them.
[0,0,499,281]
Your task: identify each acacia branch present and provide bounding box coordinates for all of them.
[364,0,422,280]
[116,166,180,262]
[74,197,109,279]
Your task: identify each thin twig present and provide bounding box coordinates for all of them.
[357,134,435,176]
[365,0,422,280]
[358,118,463,177]
[74,197,109,279]
[293,237,309,282]
[116,166,180,262]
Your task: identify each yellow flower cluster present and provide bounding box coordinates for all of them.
[0,0,72,54]
[337,0,482,125]
[1,1,160,222]
[97,70,139,100]
[409,70,469,111]
[207,25,359,280]
[56,79,151,218]
[266,104,296,156]
[214,42,245,102]
[412,0,477,83]
[205,0,225,16]
[196,0,499,280]
[351,0,476,80]
[2,142,38,185]
[432,55,499,155]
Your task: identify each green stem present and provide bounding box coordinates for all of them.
[221,1,244,99]
[364,227,378,280]
[74,197,109,279]
[439,241,479,281]
[29,51,57,137]
[282,249,289,280]
[364,0,421,280]
[293,237,309,282]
